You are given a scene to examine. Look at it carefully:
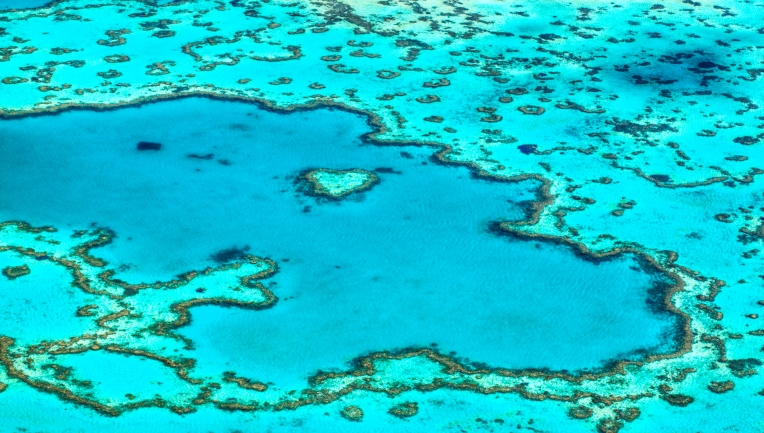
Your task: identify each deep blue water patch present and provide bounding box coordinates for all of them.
[0,97,679,386]
[517,144,537,155]
[136,141,162,151]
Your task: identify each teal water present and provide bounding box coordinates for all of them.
[0,97,678,386]
[2,0,763,428]
[0,253,96,346]
[0,0,50,9]
[0,382,602,433]
[4,378,762,433]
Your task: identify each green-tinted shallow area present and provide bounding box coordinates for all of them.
[1,0,764,431]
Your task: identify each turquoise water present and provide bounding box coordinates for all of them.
[0,383,601,433]
[0,97,677,387]
[2,0,764,429]
[2,378,764,433]
[0,253,96,346]
[0,0,50,9]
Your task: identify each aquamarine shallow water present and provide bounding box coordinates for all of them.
[3,381,763,433]
[2,0,763,429]
[0,253,95,346]
[0,97,678,386]
[0,384,604,433]
[0,0,50,10]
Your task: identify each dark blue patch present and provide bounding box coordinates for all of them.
[518,144,537,155]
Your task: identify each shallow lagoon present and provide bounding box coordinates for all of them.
[0,97,678,385]
[0,0,51,10]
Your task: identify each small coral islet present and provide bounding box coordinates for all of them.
[299,168,379,199]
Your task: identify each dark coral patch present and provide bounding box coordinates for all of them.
[707,380,734,393]
[188,153,214,160]
[104,54,130,63]
[2,76,29,84]
[2,265,30,280]
[136,141,162,151]
[340,405,363,421]
[388,402,418,418]
[733,136,760,145]
[97,69,122,79]
[209,246,251,264]
[377,69,401,79]
[517,105,545,115]
[152,30,176,38]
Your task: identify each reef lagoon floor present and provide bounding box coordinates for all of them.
[0,97,681,385]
